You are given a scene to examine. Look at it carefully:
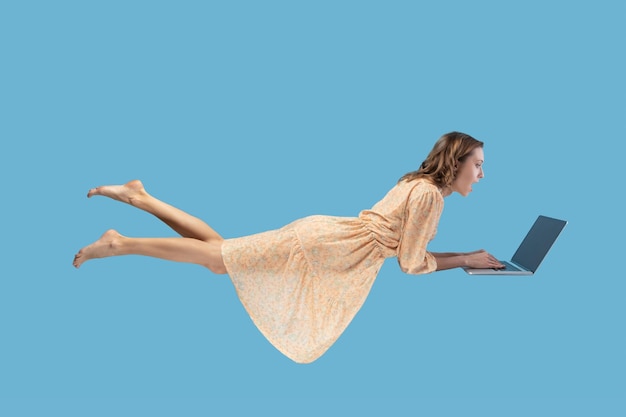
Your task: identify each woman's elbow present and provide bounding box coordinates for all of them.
[398,256,437,275]
[398,262,432,275]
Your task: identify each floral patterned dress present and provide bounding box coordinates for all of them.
[221,179,443,363]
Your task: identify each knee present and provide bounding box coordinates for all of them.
[205,261,227,275]
[204,240,227,275]
[210,264,228,275]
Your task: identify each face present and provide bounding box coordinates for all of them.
[451,147,485,197]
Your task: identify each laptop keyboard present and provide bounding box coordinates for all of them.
[498,261,521,271]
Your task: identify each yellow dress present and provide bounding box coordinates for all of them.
[221,179,443,363]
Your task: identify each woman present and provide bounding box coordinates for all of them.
[73,131,504,363]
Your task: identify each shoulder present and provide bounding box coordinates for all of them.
[404,179,444,212]
[406,179,443,199]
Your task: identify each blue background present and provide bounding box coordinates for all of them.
[1,0,624,415]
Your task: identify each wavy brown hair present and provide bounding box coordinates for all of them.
[399,132,484,188]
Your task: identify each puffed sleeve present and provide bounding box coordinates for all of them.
[397,184,443,274]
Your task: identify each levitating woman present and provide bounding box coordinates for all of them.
[73,131,503,363]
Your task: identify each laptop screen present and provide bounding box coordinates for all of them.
[511,216,567,272]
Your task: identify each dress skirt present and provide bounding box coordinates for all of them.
[221,215,386,363]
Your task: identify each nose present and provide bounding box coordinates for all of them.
[479,166,484,179]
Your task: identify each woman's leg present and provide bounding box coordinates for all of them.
[76,180,228,273]
[73,229,227,273]
[87,180,222,242]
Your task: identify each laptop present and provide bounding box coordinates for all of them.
[464,215,567,275]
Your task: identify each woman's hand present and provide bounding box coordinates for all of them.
[464,249,505,269]
[431,250,504,271]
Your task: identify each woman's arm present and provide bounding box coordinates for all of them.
[431,250,504,271]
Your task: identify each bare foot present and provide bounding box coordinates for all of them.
[73,229,123,268]
[87,180,147,206]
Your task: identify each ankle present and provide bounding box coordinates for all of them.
[109,234,125,255]
[128,192,148,208]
